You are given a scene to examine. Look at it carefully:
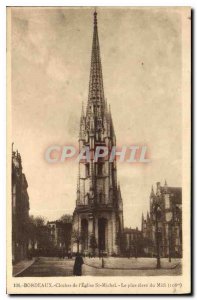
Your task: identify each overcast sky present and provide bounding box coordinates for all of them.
[11,7,183,228]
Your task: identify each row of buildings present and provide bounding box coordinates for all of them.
[12,147,182,260]
[12,149,30,263]
[27,219,72,256]
[12,148,72,263]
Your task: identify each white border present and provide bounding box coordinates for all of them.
[0,0,194,299]
[1,0,197,6]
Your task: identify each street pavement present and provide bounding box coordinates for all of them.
[83,257,181,276]
[82,264,182,276]
[17,257,74,277]
[84,257,181,269]
[13,259,36,276]
[16,257,181,277]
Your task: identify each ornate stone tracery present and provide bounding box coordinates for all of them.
[72,12,124,255]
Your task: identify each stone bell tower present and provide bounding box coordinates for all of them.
[72,11,124,255]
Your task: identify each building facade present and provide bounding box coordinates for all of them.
[48,221,72,251]
[72,12,124,255]
[142,181,182,258]
[124,227,143,257]
[12,149,30,263]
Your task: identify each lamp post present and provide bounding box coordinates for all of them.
[101,250,104,268]
[134,235,138,259]
[166,211,173,263]
[129,233,131,258]
[153,202,162,269]
[175,206,182,258]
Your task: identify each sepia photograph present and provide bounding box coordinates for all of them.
[6,6,191,294]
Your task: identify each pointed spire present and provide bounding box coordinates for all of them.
[81,101,84,116]
[80,101,85,125]
[141,213,144,230]
[86,11,105,119]
[105,98,108,112]
[79,102,85,140]
[76,163,80,204]
[150,185,155,197]
[94,10,97,25]
[108,104,116,139]
[164,179,168,192]
[117,183,121,196]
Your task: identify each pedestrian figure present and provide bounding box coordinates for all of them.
[73,253,84,276]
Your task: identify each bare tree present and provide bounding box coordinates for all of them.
[59,214,72,224]
[72,229,86,253]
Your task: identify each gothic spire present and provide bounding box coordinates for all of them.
[79,102,85,140]
[117,183,121,196]
[150,185,155,197]
[164,179,168,192]
[86,11,105,119]
[141,213,144,230]
[108,105,116,139]
[76,163,80,205]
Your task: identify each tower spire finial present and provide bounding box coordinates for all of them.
[86,9,105,120]
[94,9,97,25]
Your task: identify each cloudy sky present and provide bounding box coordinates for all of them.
[11,7,184,228]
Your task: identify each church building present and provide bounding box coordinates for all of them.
[72,12,124,255]
[142,181,182,258]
